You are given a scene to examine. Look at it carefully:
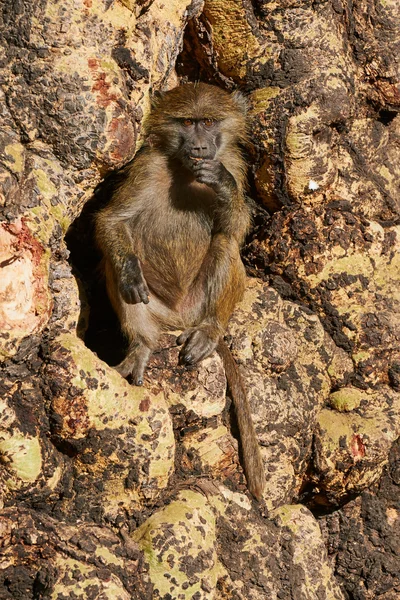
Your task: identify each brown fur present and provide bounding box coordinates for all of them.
[95,83,265,500]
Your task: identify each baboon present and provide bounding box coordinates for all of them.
[95,83,265,500]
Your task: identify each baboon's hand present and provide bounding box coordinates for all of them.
[192,159,236,195]
[119,255,150,304]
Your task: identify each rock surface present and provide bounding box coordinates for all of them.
[1,0,400,598]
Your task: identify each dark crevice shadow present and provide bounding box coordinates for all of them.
[65,170,130,367]
[377,108,398,126]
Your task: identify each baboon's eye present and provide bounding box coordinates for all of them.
[183,119,194,127]
[203,118,214,127]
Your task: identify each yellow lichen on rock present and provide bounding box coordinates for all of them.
[204,0,267,80]
[225,280,335,509]
[329,387,364,412]
[50,557,130,600]
[181,425,239,486]
[0,391,65,504]
[133,490,224,599]
[0,433,42,487]
[3,142,25,175]
[285,105,337,202]
[314,389,400,500]
[160,354,227,418]
[275,505,345,599]
[48,333,175,511]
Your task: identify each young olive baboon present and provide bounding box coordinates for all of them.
[95,83,265,500]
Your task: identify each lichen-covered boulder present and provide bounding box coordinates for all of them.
[145,333,227,418]
[320,438,400,600]
[142,334,239,490]
[43,333,175,519]
[180,425,239,487]
[273,504,345,600]
[257,207,400,387]
[313,387,400,504]
[0,382,66,509]
[0,507,151,599]
[133,489,223,599]
[133,486,345,600]
[2,0,204,177]
[225,279,350,510]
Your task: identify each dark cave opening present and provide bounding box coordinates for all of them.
[377,108,398,126]
[65,171,127,368]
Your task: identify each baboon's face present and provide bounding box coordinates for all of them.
[169,117,222,168]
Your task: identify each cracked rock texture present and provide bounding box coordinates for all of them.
[1,0,400,598]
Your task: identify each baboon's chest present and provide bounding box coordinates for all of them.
[133,204,211,298]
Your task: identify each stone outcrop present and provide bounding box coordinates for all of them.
[1,0,399,597]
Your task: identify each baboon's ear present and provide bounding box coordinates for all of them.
[231,90,248,115]
[150,89,165,110]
